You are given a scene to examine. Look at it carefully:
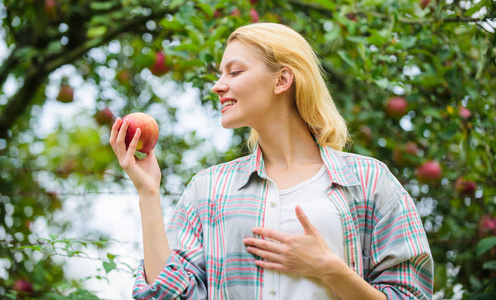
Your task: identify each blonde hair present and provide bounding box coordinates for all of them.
[227,23,350,151]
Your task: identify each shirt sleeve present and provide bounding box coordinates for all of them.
[132,182,207,300]
[367,170,434,300]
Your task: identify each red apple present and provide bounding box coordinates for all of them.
[250,0,259,4]
[393,141,419,166]
[116,69,132,84]
[230,9,241,17]
[385,96,408,120]
[458,106,471,120]
[416,160,442,184]
[250,8,259,23]
[455,177,476,196]
[420,0,431,9]
[13,279,34,294]
[121,113,159,153]
[94,107,115,126]
[149,51,170,77]
[56,84,74,103]
[213,10,222,18]
[358,125,372,145]
[345,13,358,21]
[44,0,57,18]
[405,142,419,155]
[479,215,496,236]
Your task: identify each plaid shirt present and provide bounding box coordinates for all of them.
[133,144,433,299]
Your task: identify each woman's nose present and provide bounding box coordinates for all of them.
[212,78,228,95]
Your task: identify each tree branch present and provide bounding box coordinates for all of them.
[0,46,18,89]
[367,11,496,25]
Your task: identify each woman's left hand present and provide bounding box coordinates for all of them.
[243,205,346,278]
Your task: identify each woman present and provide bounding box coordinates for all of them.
[110,23,433,299]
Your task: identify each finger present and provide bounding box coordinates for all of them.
[252,227,288,243]
[125,128,141,160]
[246,246,284,264]
[254,260,287,272]
[115,118,130,153]
[244,238,285,254]
[109,118,122,147]
[295,205,318,235]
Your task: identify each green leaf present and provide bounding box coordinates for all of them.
[209,25,229,43]
[337,50,356,68]
[87,26,107,39]
[346,36,368,44]
[483,260,496,270]
[197,3,214,18]
[399,36,417,49]
[422,107,442,119]
[49,234,58,240]
[300,0,335,10]
[476,236,496,257]
[89,2,116,10]
[373,78,389,90]
[18,244,42,251]
[4,293,16,300]
[103,260,117,274]
[464,0,488,16]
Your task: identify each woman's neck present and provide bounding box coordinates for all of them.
[256,113,322,171]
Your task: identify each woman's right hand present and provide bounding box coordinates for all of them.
[109,117,162,198]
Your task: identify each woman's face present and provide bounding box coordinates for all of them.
[212,40,278,129]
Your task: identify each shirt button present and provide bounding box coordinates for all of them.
[270,202,276,207]
[269,287,276,294]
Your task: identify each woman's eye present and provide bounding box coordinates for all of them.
[229,71,241,76]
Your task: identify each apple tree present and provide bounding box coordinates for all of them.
[0,0,495,298]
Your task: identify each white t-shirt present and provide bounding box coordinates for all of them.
[262,165,344,300]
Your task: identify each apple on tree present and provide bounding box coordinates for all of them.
[345,13,358,21]
[420,0,431,9]
[455,177,476,196]
[44,0,57,19]
[13,279,34,294]
[416,160,442,184]
[230,8,241,17]
[94,107,115,126]
[120,112,159,153]
[56,83,74,103]
[116,69,132,84]
[250,9,259,23]
[149,51,170,77]
[393,141,419,166]
[479,215,496,237]
[385,96,408,120]
[458,106,471,120]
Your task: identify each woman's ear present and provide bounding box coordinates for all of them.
[274,67,294,95]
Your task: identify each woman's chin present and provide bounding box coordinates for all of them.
[220,118,238,129]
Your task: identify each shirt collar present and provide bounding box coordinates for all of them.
[318,144,361,187]
[237,142,360,189]
[238,143,267,190]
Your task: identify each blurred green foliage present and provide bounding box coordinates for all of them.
[0,0,495,298]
